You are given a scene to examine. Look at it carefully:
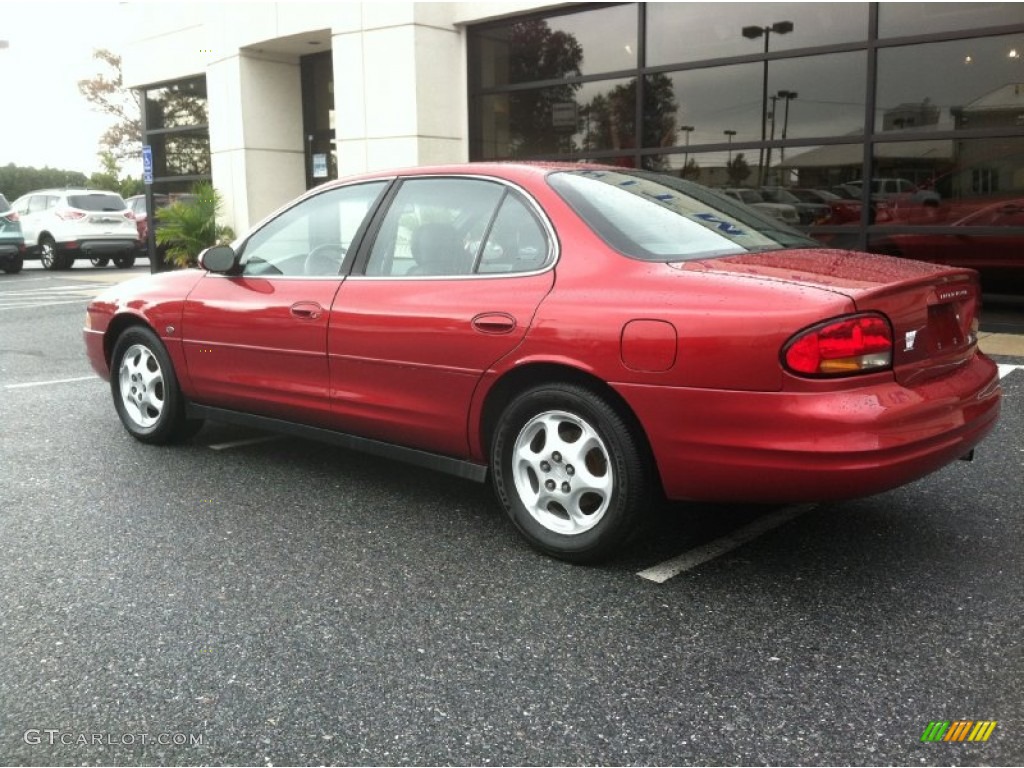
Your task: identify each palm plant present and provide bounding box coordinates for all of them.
[155,182,234,268]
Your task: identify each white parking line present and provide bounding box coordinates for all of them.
[637,503,817,583]
[0,299,92,311]
[997,364,1023,379]
[4,375,101,389]
[207,435,283,451]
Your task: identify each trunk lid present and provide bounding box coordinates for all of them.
[675,248,981,385]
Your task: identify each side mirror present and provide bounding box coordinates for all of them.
[198,244,238,274]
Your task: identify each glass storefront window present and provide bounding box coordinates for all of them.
[145,77,208,130]
[476,78,636,159]
[646,2,867,65]
[472,4,637,89]
[147,131,211,177]
[766,53,867,140]
[878,2,1024,38]
[876,35,1024,135]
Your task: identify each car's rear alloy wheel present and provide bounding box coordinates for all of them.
[111,326,202,444]
[90,257,110,267]
[491,384,651,563]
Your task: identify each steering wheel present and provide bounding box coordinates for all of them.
[303,243,346,276]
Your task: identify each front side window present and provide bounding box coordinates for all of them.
[365,178,551,277]
[240,181,386,277]
[549,169,816,261]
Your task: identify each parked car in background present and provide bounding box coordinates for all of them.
[12,189,139,270]
[846,178,941,206]
[0,193,27,274]
[790,188,842,206]
[721,188,800,226]
[126,193,197,257]
[760,186,831,225]
[84,163,1000,563]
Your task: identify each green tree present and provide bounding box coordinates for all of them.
[77,49,142,165]
[155,183,234,268]
[727,153,752,186]
[506,19,584,156]
[0,164,87,200]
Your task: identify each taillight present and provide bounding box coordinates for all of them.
[783,313,893,377]
[3,211,19,222]
[124,211,135,220]
[56,208,86,221]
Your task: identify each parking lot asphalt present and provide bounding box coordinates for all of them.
[1,264,1022,766]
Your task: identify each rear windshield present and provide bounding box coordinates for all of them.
[68,193,127,212]
[0,194,9,212]
[548,169,816,262]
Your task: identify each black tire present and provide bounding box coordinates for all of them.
[3,256,23,274]
[490,383,652,563]
[110,326,202,444]
[39,235,60,270]
[90,257,110,267]
[113,254,136,269]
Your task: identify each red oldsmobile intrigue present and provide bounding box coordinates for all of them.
[84,164,1002,562]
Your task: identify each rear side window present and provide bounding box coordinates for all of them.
[549,169,814,262]
[67,193,127,212]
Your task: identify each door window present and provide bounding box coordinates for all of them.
[240,181,386,277]
[365,178,551,276]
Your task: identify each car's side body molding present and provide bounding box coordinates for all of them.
[186,402,490,483]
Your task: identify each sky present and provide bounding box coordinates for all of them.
[0,1,129,175]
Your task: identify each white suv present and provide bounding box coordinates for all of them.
[12,189,139,270]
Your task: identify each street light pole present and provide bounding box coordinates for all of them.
[742,21,794,186]
[680,125,694,174]
[777,89,798,168]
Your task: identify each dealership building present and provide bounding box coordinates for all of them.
[121,1,1024,264]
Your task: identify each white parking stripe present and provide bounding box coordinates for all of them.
[0,299,93,310]
[207,435,283,451]
[997,364,1023,379]
[637,503,817,583]
[4,375,101,389]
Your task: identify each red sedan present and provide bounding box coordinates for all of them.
[84,164,1001,562]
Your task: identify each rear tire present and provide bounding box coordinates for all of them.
[110,326,202,444]
[90,257,110,267]
[113,254,136,269]
[2,256,23,274]
[490,383,652,563]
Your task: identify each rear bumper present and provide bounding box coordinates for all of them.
[619,353,1002,503]
[68,239,138,256]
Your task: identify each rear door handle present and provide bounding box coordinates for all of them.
[471,312,517,334]
[290,301,323,320]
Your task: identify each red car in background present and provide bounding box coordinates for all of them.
[84,164,1001,562]
[873,198,1024,271]
[126,193,197,255]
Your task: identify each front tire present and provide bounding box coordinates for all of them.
[113,254,136,269]
[39,235,61,270]
[491,383,652,563]
[110,326,202,444]
[90,257,110,267]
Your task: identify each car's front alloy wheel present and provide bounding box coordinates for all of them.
[491,383,651,563]
[111,326,202,444]
[39,236,59,270]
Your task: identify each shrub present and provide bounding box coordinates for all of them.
[155,182,235,268]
